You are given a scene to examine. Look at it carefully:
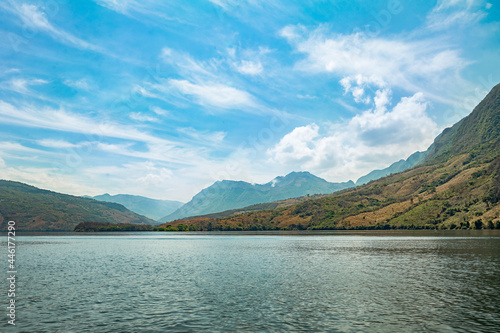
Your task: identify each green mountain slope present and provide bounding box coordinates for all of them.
[0,180,156,231]
[161,172,354,222]
[92,194,183,221]
[425,83,500,162]
[163,83,500,231]
[356,151,427,185]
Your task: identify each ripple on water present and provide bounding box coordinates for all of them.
[1,232,499,332]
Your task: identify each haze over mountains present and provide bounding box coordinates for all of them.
[91,194,183,221]
[161,172,355,222]
[88,153,430,223]
[160,148,428,222]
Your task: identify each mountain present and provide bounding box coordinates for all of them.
[162,83,500,231]
[91,194,183,221]
[160,171,355,222]
[425,84,500,162]
[0,180,156,231]
[356,151,427,185]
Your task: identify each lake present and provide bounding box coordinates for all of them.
[2,230,500,332]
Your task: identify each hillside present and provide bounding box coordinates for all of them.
[162,84,500,231]
[426,84,500,162]
[92,194,183,221]
[0,180,156,231]
[356,151,427,185]
[161,171,354,222]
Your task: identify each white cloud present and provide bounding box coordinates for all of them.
[268,90,438,182]
[160,47,218,79]
[133,85,159,98]
[427,0,487,29]
[178,127,226,145]
[236,60,263,75]
[37,139,83,149]
[149,106,181,120]
[151,106,169,115]
[129,112,159,122]
[63,78,91,91]
[168,79,256,110]
[0,100,160,144]
[12,4,101,51]
[208,0,234,9]
[280,25,469,102]
[0,141,51,156]
[268,123,320,165]
[226,46,271,76]
[5,78,48,94]
[0,154,101,195]
[208,0,265,10]
[297,94,317,100]
[94,0,131,14]
[0,100,207,165]
[157,48,257,111]
[156,47,286,116]
[340,75,387,104]
[3,68,20,74]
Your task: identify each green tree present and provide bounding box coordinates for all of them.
[473,219,483,229]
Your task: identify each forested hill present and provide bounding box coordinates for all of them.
[0,180,155,231]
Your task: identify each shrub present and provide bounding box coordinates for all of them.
[472,219,483,230]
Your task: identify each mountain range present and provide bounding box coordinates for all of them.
[160,172,355,222]
[160,83,500,231]
[91,194,183,221]
[0,181,155,231]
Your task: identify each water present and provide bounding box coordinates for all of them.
[1,231,500,332]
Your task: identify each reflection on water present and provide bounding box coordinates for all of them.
[2,230,500,332]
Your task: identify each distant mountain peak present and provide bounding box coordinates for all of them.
[160,171,355,222]
[285,171,314,177]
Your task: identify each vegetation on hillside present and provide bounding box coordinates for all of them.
[0,181,155,231]
[74,221,195,232]
[161,171,354,222]
[162,154,500,231]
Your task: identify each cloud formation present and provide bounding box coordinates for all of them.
[268,86,438,182]
[168,79,256,111]
[12,4,100,51]
[280,24,469,102]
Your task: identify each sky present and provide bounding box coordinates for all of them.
[0,0,499,202]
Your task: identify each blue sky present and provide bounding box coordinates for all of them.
[0,0,499,201]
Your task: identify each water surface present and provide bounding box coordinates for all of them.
[2,230,500,332]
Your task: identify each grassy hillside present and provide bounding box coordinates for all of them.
[170,193,334,221]
[160,84,500,231]
[0,180,156,231]
[163,154,499,231]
